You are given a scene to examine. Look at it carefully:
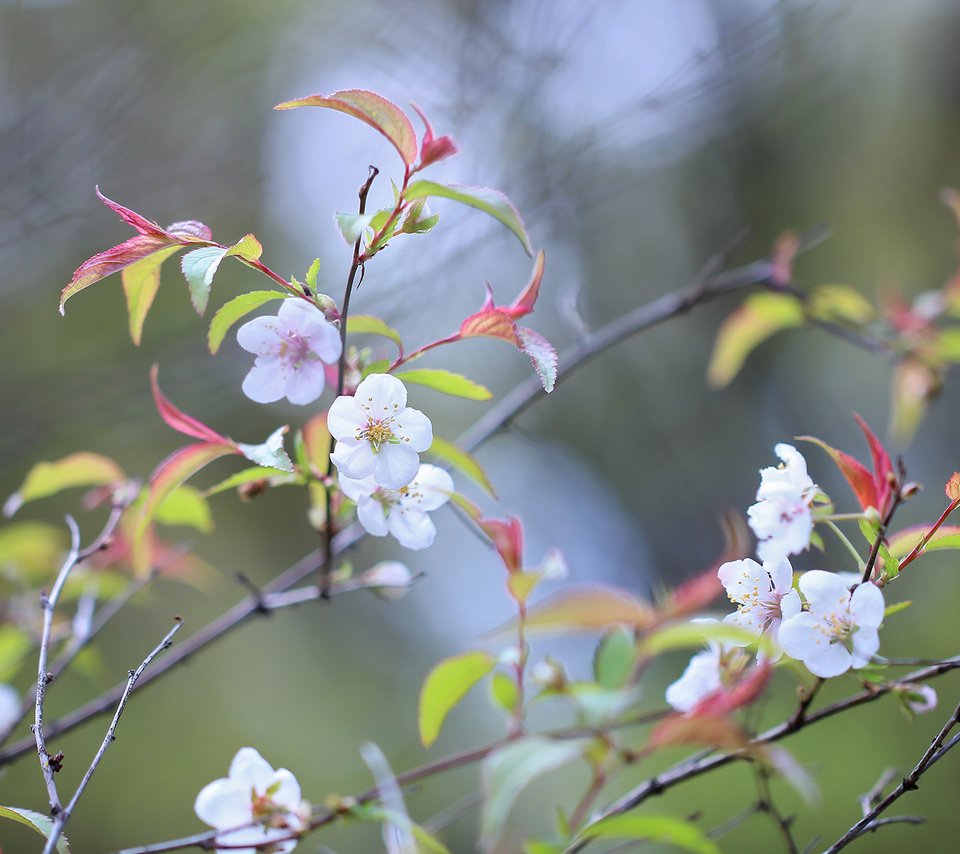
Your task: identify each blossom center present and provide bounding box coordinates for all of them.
[360,419,396,452]
[277,331,315,368]
[817,611,854,645]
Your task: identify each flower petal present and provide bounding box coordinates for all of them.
[797,570,850,613]
[242,358,289,404]
[665,650,721,713]
[767,558,794,594]
[269,769,302,813]
[229,747,275,792]
[331,437,377,480]
[717,558,768,605]
[237,316,282,356]
[337,474,378,502]
[357,496,390,536]
[389,508,436,550]
[356,373,407,413]
[403,464,453,512]
[327,395,366,439]
[373,443,420,489]
[850,582,885,628]
[850,627,880,668]
[804,642,852,678]
[394,406,432,451]
[284,362,326,405]
[194,778,250,829]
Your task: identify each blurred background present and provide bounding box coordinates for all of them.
[3,0,960,850]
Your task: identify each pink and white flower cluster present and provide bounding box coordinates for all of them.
[667,444,890,711]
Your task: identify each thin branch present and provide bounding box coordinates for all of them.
[44,619,183,854]
[754,764,798,854]
[824,698,960,852]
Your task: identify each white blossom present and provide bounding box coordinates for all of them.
[328,374,432,490]
[237,299,341,405]
[778,571,884,678]
[718,557,800,657]
[194,747,305,853]
[339,463,453,550]
[361,561,415,600]
[0,684,20,734]
[665,620,750,713]
[748,443,818,563]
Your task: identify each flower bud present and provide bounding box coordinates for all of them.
[362,561,414,600]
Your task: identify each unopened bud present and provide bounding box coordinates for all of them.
[531,657,567,691]
[313,293,339,323]
[362,561,414,600]
[900,481,921,500]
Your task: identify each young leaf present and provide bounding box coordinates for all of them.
[947,472,960,501]
[203,466,296,498]
[306,257,321,289]
[151,366,228,443]
[490,671,520,715]
[0,806,71,852]
[510,587,657,634]
[481,738,586,851]
[181,246,228,316]
[706,292,804,387]
[275,89,418,167]
[428,436,496,497]
[404,180,533,256]
[237,426,294,473]
[346,314,404,352]
[593,628,638,690]
[301,413,331,473]
[888,524,960,558]
[641,621,764,657]
[225,233,263,262]
[396,368,492,400]
[4,453,125,517]
[516,326,558,393]
[208,291,288,354]
[575,814,720,854]
[418,650,495,747]
[799,434,879,512]
[122,245,182,345]
[154,485,213,532]
[808,284,874,324]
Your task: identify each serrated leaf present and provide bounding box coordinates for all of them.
[0,806,71,853]
[237,426,294,473]
[4,453,124,517]
[154,485,213,532]
[480,738,586,851]
[276,88,418,167]
[181,246,228,316]
[490,671,520,715]
[428,435,496,497]
[208,290,288,354]
[517,326,558,393]
[509,587,657,634]
[418,650,495,747]
[122,245,182,345]
[946,472,960,501]
[404,180,533,256]
[346,314,403,352]
[593,628,637,690]
[575,814,720,853]
[225,233,263,261]
[706,292,804,387]
[306,258,320,289]
[396,368,492,400]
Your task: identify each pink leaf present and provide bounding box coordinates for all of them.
[853,413,895,513]
[479,516,524,574]
[150,365,230,444]
[410,102,458,170]
[799,435,879,512]
[507,250,546,319]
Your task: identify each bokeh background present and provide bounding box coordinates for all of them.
[3,0,960,850]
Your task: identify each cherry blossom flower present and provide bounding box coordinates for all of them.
[0,684,19,734]
[328,374,432,489]
[778,571,884,678]
[748,443,818,563]
[718,557,800,657]
[237,299,342,405]
[194,747,306,853]
[339,463,453,550]
[665,620,750,713]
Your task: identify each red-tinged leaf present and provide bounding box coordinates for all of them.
[888,524,960,559]
[122,245,183,345]
[517,326,558,393]
[4,453,125,517]
[275,89,418,168]
[504,586,657,634]
[410,102,458,170]
[854,413,894,512]
[479,516,524,574]
[96,186,168,237]
[460,304,519,343]
[799,435,879,512]
[134,442,237,574]
[508,250,545,318]
[946,473,960,501]
[650,714,748,751]
[507,571,543,605]
[151,366,229,444]
[690,661,772,718]
[302,413,331,474]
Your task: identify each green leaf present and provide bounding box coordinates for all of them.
[347,314,403,352]
[575,814,720,854]
[481,738,586,851]
[490,671,520,716]
[0,624,32,682]
[593,628,637,690]
[181,246,228,315]
[306,258,321,289]
[203,466,297,498]
[884,600,912,618]
[275,89,418,167]
[706,292,804,387]
[4,452,125,517]
[404,180,533,256]
[361,359,391,379]
[208,290,288,355]
[888,525,960,559]
[122,245,182,345]
[0,522,66,584]
[154,485,213,532]
[808,284,874,324]
[641,621,765,657]
[418,650,495,747]
[237,426,294,473]
[428,436,496,497]
[396,368,492,401]
[512,587,657,634]
[0,806,71,853]
[224,233,263,262]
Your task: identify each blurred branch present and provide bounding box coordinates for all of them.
[44,618,183,854]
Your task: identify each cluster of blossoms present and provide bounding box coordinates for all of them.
[194,748,307,853]
[667,444,894,710]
